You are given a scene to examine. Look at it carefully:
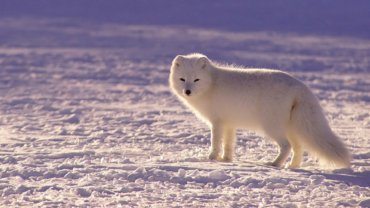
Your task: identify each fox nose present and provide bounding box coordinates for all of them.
[185,90,191,96]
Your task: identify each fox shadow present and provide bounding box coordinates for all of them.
[236,159,370,188]
[293,163,370,188]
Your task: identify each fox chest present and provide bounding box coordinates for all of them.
[187,95,256,125]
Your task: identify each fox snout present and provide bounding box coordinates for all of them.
[184,89,191,96]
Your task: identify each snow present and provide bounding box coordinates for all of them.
[0,1,370,207]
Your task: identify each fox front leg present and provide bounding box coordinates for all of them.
[221,127,235,162]
[208,123,223,160]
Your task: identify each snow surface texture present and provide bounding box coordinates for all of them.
[0,1,370,207]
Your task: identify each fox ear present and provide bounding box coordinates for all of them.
[173,55,184,67]
[198,57,209,69]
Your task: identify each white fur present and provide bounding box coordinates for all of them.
[169,53,351,169]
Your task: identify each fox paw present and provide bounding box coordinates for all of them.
[208,152,221,161]
[265,161,283,168]
[220,155,233,162]
[286,163,300,169]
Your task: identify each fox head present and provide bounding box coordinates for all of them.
[169,53,213,100]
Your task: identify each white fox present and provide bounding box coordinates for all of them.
[169,53,350,169]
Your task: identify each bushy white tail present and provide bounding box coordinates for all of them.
[290,89,351,168]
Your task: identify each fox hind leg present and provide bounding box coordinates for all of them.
[267,139,291,167]
[287,136,303,168]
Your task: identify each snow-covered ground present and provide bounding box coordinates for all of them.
[0,1,370,207]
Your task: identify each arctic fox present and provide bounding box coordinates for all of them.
[169,53,350,169]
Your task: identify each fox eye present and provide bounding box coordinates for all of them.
[180,78,185,82]
[194,79,200,82]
